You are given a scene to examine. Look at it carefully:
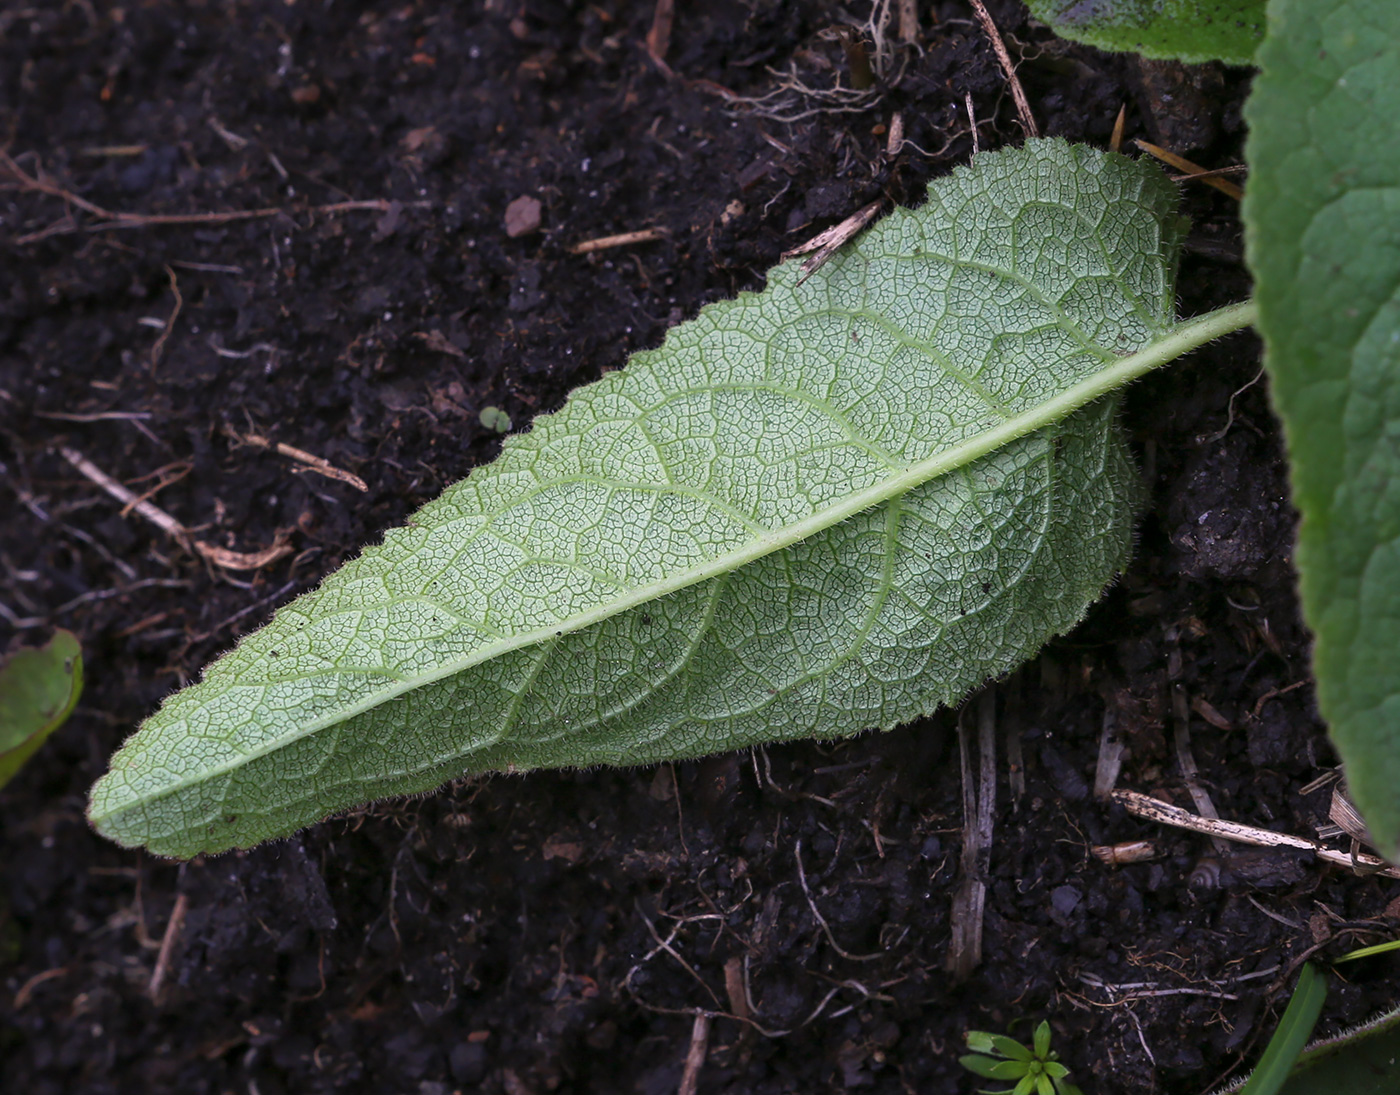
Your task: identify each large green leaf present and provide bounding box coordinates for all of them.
[89,140,1247,858]
[1026,0,1264,66]
[1244,0,1400,858]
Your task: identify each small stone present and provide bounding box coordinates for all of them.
[504,195,542,237]
[1051,884,1081,920]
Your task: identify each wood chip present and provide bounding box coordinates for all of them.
[782,199,881,284]
[1092,840,1159,866]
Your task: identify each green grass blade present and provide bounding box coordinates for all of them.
[1239,964,1327,1095]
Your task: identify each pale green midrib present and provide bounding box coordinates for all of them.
[94,300,1256,824]
[267,266,1146,645]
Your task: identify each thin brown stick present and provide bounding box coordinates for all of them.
[59,446,293,571]
[61,446,186,540]
[1,148,115,219]
[149,892,190,999]
[1168,165,1248,183]
[968,0,1038,139]
[4,150,431,241]
[647,0,675,62]
[569,227,668,254]
[149,265,182,370]
[92,199,429,231]
[631,907,723,1007]
[119,460,193,518]
[1171,682,1229,855]
[225,426,368,491]
[1133,140,1244,200]
[948,691,996,979]
[669,763,691,861]
[1112,789,1400,879]
[34,410,152,421]
[676,1012,711,1095]
[795,839,883,961]
[13,967,69,1010]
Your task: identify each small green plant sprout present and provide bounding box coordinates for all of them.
[478,405,512,433]
[959,1021,1083,1095]
[0,629,83,790]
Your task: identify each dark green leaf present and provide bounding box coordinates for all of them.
[0,630,83,789]
[1244,0,1400,859]
[1026,0,1264,65]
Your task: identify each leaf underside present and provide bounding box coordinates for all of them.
[1026,0,1265,66]
[1244,0,1400,859]
[89,140,1186,857]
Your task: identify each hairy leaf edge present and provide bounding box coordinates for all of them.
[88,300,1254,834]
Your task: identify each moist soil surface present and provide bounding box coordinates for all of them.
[2,3,1397,1094]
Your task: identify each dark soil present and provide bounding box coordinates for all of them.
[2,3,1397,1094]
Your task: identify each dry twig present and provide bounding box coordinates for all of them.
[149,265,182,370]
[948,690,996,979]
[1112,789,1400,879]
[795,839,883,962]
[149,892,189,999]
[1133,140,1244,200]
[782,199,882,284]
[676,1012,711,1095]
[224,425,368,492]
[569,227,668,255]
[3,152,428,241]
[968,0,1039,139]
[59,446,293,571]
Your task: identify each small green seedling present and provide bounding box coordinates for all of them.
[0,629,83,789]
[959,1021,1083,1095]
[478,405,512,433]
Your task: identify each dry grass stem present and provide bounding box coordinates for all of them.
[968,0,1038,139]
[569,227,667,254]
[1133,140,1244,200]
